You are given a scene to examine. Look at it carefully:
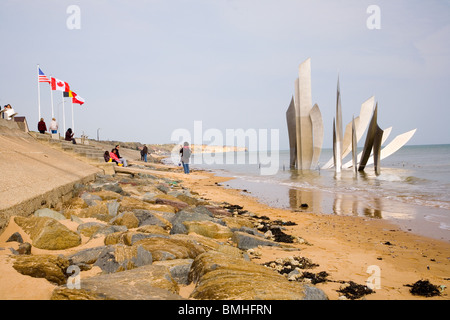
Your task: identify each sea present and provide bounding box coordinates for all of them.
[181,144,450,242]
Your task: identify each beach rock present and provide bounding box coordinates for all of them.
[203,205,233,217]
[67,246,107,265]
[153,259,194,285]
[90,190,123,201]
[106,200,120,216]
[183,220,233,240]
[6,232,24,243]
[51,265,183,300]
[76,203,109,218]
[70,215,84,224]
[231,231,281,250]
[155,198,189,211]
[9,242,32,255]
[170,207,224,235]
[110,211,139,229]
[136,225,169,235]
[133,237,205,262]
[141,192,157,202]
[17,242,32,255]
[133,209,172,230]
[14,216,81,250]
[90,181,124,195]
[170,234,222,252]
[176,194,202,206]
[64,197,88,210]
[156,183,170,194]
[93,244,153,273]
[188,251,327,300]
[91,225,128,239]
[238,226,265,237]
[77,222,107,238]
[13,254,71,285]
[34,208,66,220]
[222,216,255,230]
[80,192,102,207]
[119,196,176,214]
[104,230,168,246]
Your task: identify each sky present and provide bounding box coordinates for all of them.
[1,0,449,150]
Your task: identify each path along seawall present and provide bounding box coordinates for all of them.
[0,118,103,234]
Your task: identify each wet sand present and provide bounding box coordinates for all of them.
[176,167,450,300]
[220,175,450,242]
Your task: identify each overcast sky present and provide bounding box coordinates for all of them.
[1,0,449,150]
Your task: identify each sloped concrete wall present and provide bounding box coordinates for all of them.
[0,119,102,234]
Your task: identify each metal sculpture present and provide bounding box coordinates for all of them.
[286,59,416,174]
[286,58,323,170]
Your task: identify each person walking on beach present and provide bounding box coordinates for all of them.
[37,118,47,134]
[113,145,128,167]
[141,144,148,162]
[49,118,58,134]
[180,142,191,174]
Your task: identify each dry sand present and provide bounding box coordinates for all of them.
[1,160,448,300]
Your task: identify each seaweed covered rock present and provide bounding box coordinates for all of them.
[51,265,183,300]
[14,216,81,250]
[93,244,153,273]
[13,254,71,285]
[133,237,205,261]
[188,251,328,300]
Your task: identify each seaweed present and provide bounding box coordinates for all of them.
[299,271,329,284]
[263,256,319,274]
[406,280,441,297]
[337,281,374,300]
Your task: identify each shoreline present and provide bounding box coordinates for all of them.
[170,164,450,300]
[1,148,449,300]
[211,171,450,243]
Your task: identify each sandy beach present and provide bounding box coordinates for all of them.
[150,164,450,300]
[1,149,449,301]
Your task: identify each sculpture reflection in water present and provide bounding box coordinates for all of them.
[288,186,382,219]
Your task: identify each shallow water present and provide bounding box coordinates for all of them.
[186,145,450,241]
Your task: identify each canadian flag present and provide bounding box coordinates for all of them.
[51,77,70,92]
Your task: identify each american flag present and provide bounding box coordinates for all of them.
[38,68,50,83]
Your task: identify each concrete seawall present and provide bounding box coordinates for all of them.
[0,118,102,234]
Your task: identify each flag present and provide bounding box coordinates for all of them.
[51,77,70,92]
[63,90,74,98]
[72,92,85,105]
[38,68,50,83]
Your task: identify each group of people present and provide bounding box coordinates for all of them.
[1,104,16,120]
[104,145,128,167]
[37,117,76,144]
[102,142,191,174]
[37,117,59,134]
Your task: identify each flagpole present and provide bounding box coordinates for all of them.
[50,77,54,118]
[37,64,41,121]
[62,91,66,136]
[71,99,75,134]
